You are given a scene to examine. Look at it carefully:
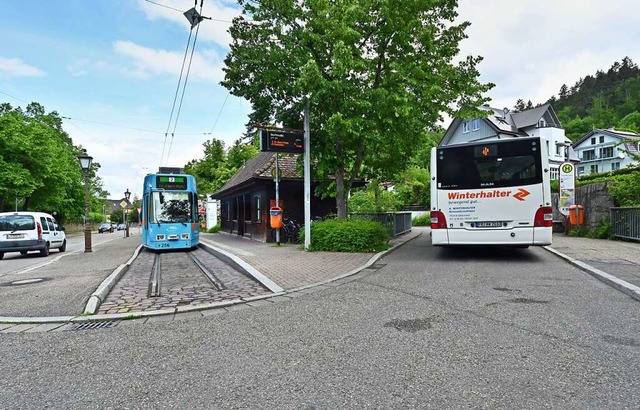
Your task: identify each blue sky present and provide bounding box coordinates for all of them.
[1,0,639,199]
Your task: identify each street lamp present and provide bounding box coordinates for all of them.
[77,152,93,253]
[124,188,131,238]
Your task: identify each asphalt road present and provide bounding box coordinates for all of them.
[0,232,128,317]
[1,234,639,409]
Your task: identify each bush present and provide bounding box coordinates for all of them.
[207,224,221,233]
[412,213,431,226]
[302,219,390,252]
[588,219,614,239]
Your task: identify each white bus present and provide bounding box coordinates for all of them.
[430,136,553,247]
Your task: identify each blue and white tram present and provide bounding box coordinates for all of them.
[141,173,199,250]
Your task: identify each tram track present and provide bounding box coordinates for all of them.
[146,248,226,298]
[97,245,271,315]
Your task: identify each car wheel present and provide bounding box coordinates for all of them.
[20,250,28,255]
[59,239,66,253]
[40,243,50,257]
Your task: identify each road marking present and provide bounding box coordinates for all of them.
[0,237,117,278]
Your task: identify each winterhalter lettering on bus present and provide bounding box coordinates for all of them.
[430,136,553,247]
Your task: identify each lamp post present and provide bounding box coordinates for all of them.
[77,152,93,253]
[124,188,131,238]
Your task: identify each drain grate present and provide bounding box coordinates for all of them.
[66,321,117,331]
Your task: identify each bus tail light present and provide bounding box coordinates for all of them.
[430,211,447,229]
[534,207,554,227]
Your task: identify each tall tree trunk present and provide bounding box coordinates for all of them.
[335,165,347,220]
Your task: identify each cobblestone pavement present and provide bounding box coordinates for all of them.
[98,247,270,315]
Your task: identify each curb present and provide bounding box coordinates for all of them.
[83,244,143,314]
[543,246,640,302]
[198,239,284,293]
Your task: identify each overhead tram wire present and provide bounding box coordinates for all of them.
[166,0,205,163]
[160,0,208,167]
[160,26,195,167]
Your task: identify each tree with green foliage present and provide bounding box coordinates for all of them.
[184,138,259,196]
[221,0,493,219]
[0,102,103,223]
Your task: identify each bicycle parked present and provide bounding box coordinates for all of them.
[271,218,301,244]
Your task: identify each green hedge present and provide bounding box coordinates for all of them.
[301,219,390,253]
[412,213,430,226]
[206,224,221,233]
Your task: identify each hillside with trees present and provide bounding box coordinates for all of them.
[544,57,640,141]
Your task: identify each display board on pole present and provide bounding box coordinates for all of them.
[559,162,576,216]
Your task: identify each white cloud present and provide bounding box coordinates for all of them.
[455,0,640,108]
[0,57,46,77]
[113,40,224,82]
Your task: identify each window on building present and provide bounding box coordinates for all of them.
[550,167,559,180]
[590,164,598,174]
[599,136,604,143]
[612,162,621,171]
[591,137,596,145]
[600,146,613,158]
[555,144,561,156]
[462,121,470,133]
[254,195,261,222]
[577,166,584,175]
[472,119,480,131]
[582,149,595,161]
[538,119,546,127]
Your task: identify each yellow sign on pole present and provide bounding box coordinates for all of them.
[120,201,127,209]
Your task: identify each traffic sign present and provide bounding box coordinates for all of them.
[120,201,128,209]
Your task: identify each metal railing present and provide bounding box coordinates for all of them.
[349,212,413,237]
[610,207,640,242]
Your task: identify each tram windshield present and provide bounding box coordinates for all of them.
[149,192,193,223]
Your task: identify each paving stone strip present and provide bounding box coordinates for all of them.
[97,247,271,315]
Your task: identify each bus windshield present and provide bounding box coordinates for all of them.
[149,191,193,223]
[436,138,542,190]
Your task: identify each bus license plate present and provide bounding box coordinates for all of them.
[6,234,24,239]
[475,221,502,228]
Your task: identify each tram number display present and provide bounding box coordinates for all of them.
[156,176,187,190]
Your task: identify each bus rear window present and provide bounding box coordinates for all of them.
[437,139,542,189]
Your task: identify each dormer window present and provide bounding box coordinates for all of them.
[472,119,480,131]
[462,121,470,133]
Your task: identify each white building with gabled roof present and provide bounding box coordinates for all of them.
[440,103,576,179]
[572,129,640,176]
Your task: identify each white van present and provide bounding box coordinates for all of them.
[0,211,67,259]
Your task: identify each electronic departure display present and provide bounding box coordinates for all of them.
[156,176,187,190]
[260,130,304,153]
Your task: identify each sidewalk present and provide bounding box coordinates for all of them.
[545,233,640,301]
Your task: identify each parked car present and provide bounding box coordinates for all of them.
[0,211,66,259]
[117,223,126,231]
[98,223,114,233]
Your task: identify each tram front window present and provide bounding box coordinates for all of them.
[150,192,192,223]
